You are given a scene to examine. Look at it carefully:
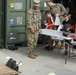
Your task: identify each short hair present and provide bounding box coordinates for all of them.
[45,10,51,15]
[46,0,53,2]
[46,0,53,4]
[63,12,69,17]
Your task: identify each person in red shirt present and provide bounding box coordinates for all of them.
[45,10,54,30]
[44,10,55,50]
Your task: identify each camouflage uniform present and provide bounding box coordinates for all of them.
[27,9,41,52]
[49,3,66,48]
[50,3,66,23]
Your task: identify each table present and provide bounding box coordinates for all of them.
[40,29,72,64]
[40,29,72,40]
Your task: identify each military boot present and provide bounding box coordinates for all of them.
[32,51,38,57]
[28,51,36,59]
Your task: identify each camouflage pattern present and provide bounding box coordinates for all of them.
[27,9,41,51]
[50,3,66,23]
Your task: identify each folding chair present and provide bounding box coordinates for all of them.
[69,41,76,56]
[65,40,76,64]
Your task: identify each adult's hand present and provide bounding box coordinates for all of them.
[28,10,32,14]
[39,28,42,33]
[30,28,35,34]
[55,13,59,17]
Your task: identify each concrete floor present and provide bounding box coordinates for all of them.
[0,45,76,75]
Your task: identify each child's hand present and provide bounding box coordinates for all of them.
[44,21,47,24]
[62,25,64,28]
[74,34,76,40]
[52,22,55,25]
[66,28,70,31]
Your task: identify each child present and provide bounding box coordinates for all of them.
[45,10,54,30]
[62,13,71,32]
[60,13,71,49]
[67,21,76,38]
[44,10,55,50]
[64,20,76,55]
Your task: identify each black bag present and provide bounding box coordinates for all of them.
[44,45,53,51]
[6,58,20,71]
[8,46,18,51]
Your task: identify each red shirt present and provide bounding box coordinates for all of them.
[47,18,53,30]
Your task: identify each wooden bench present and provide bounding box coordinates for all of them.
[0,63,19,75]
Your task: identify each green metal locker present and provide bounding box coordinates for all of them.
[5,0,33,48]
[6,0,55,47]
[0,0,4,48]
[39,0,50,27]
[40,0,49,11]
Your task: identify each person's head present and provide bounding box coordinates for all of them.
[46,0,55,7]
[69,20,75,29]
[33,0,40,10]
[45,10,52,18]
[63,13,71,21]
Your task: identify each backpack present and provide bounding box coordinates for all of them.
[6,58,21,71]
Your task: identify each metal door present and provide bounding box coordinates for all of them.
[6,0,32,47]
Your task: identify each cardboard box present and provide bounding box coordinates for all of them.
[0,63,19,75]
